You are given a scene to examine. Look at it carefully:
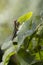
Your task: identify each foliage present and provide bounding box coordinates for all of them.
[0,11,43,65]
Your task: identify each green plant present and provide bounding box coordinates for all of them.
[0,11,43,65]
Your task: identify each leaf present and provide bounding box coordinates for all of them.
[1,40,13,50]
[18,48,35,65]
[37,25,43,38]
[2,46,16,65]
[18,12,33,23]
[0,62,3,65]
[35,52,40,61]
[32,61,43,65]
[17,20,36,46]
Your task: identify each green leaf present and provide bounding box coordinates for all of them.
[17,20,36,45]
[0,62,3,65]
[18,48,35,65]
[37,25,43,38]
[1,40,13,50]
[18,12,33,23]
[35,52,41,61]
[2,46,16,65]
[32,61,43,65]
